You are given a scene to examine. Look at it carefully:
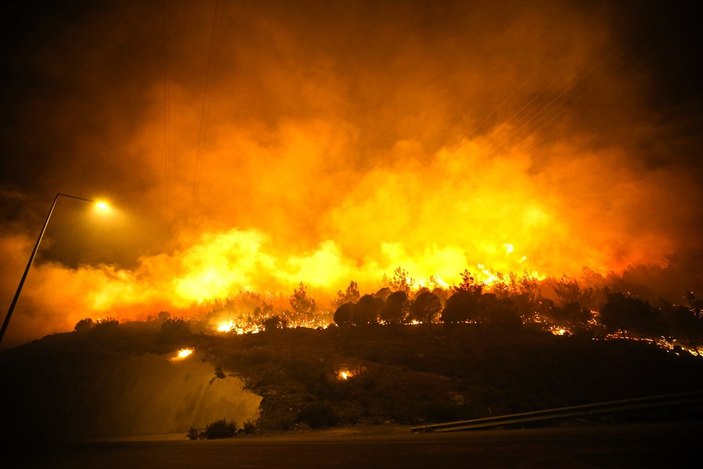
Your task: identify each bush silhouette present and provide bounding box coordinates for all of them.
[91,317,120,335]
[261,315,288,332]
[74,318,94,333]
[243,420,257,434]
[160,317,191,342]
[204,419,238,439]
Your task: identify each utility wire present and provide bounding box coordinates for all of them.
[191,0,222,217]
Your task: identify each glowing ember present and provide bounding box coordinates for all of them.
[213,318,262,335]
[602,333,703,358]
[170,348,194,361]
[337,369,356,380]
[549,326,571,336]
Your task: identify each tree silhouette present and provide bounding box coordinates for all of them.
[481,294,521,328]
[389,267,413,293]
[454,270,483,295]
[334,303,355,327]
[355,294,383,325]
[660,302,703,343]
[335,281,360,307]
[380,290,409,324]
[600,292,661,337]
[551,276,595,310]
[374,287,392,301]
[74,318,94,333]
[441,290,481,324]
[290,282,317,321]
[548,301,590,329]
[410,289,441,324]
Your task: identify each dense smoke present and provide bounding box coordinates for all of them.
[1,0,702,346]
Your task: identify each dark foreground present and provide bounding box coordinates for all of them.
[5,422,703,469]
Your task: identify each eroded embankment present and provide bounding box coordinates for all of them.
[0,339,260,438]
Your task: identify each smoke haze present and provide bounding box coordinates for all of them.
[1,0,702,346]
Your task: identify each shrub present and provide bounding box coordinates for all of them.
[243,420,256,435]
[334,303,355,327]
[261,315,288,332]
[74,318,94,333]
[160,317,191,342]
[91,317,120,334]
[186,427,201,440]
[204,419,238,439]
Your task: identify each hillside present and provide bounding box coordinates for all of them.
[1,322,702,439]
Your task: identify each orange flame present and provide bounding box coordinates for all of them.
[336,369,356,381]
[170,348,194,362]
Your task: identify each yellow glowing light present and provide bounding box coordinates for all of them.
[94,200,111,214]
[549,326,570,336]
[217,320,235,333]
[170,347,194,361]
[337,369,355,380]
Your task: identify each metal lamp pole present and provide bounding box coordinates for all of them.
[0,192,96,346]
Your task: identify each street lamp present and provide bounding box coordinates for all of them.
[0,192,110,346]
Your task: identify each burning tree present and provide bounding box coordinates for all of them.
[388,267,413,293]
[289,282,317,323]
[454,270,483,295]
[260,315,288,332]
[335,281,360,307]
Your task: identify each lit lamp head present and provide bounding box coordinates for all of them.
[94,200,111,214]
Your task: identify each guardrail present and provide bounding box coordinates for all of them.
[410,390,703,433]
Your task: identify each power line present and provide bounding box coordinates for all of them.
[191,0,222,216]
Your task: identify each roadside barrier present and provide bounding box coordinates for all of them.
[410,390,703,433]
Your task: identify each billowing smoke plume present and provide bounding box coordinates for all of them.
[1,1,702,346]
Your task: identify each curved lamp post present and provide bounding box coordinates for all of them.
[0,192,110,346]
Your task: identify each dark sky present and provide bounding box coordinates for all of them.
[1,0,703,344]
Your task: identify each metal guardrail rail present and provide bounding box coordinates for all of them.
[410,390,703,433]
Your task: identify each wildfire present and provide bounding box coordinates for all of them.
[170,348,194,362]
[5,1,702,355]
[549,326,571,336]
[336,369,356,381]
[216,320,236,333]
[603,333,702,358]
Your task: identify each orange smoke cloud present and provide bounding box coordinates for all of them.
[2,1,702,346]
